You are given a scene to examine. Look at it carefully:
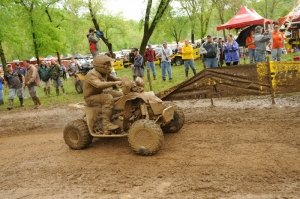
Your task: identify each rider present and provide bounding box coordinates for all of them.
[83,54,123,133]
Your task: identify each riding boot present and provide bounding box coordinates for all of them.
[102,105,119,133]
[61,86,65,94]
[19,97,24,107]
[7,99,14,110]
[43,88,47,96]
[56,88,59,96]
[185,70,189,79]
[192,68,196,75]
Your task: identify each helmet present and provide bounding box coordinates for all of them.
[93,55,114,74]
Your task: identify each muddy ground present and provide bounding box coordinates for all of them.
[0,95,299,199]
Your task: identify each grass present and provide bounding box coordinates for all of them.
[0,52,298,111]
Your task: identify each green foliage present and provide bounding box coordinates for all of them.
[0,0,299,63]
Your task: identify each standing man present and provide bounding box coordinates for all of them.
[87,28,100,57]
[38,60,51,96]
[271,24,284,61]
[144,44,157,80]
[246,30,256,64]
[132,48,144,81]
[254,26,271,62]
[158,42,172,81]
[49,59,65,96]
[201,35,218,68]
[4,64,24,110]
[217,38,224,67]
[25,64,41,109]
[182,39,196,79]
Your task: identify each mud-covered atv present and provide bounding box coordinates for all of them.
[63,78,185,155]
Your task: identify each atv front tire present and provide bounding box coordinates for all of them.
[128,119,164,156]
[63,119,92,150]
[162,103,185,133]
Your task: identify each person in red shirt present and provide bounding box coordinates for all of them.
[271,24,284,61]
[144,44,157,80]
[246,30,256,63]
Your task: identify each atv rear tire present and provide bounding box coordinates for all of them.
[162,103,185,133]
[128,119,164,156]
[75,80,83,94]
[63,119,92,150]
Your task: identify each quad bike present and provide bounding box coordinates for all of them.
[63,78,185,155]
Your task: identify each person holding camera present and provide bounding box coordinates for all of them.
[223,34,240,66]
[254,26,271,62]
[87,28,102,57]
[158,42,172,81]
[201,35,218,68]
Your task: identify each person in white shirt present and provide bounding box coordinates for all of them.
[157,42,173,81]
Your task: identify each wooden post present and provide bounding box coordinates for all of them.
[266,56,276,105]
[147,68,153,91]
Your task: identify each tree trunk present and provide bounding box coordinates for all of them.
[191,29,195,43]
[30,16,40,65]
[140,33,151,56]
[0,40,7,72]
[56,51,61,65]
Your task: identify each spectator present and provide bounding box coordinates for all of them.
[4,64,24,110]
[38,60,51,96]
[14,61,26,76]
[246,30,256,63]
[271,24,284,61]
[223,34,240,66]
[132,48,144,80]
[49,59,65,96]
[144,44,157,80]
[0,67,4,105]
[217,38,224,67]
[68,57,79,76]
[158,42,172,81]
[254,26,271,62]
[25,64,41,109]
[201,35,218,68]
[87,28,99,57]
[182,39,196,79]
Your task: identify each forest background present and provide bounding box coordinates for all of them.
[0,0,298,67]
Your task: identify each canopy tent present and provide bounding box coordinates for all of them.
[217,6,272,31]
[279,4,300,24]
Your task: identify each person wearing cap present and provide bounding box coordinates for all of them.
[4,64,25,110]
[25,64,41,109]
[14,61,26,76]
[254,26,271,62]
[157,42,172,81]
[271,24,284,61]
[182,39,196,79]
[132,48,144,81]
[144,44,157,80]
[49,59,65,96]
[201,35,218,68]
[87,28,99,57]
[83,54,122,134]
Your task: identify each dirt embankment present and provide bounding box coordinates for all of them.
[0,96,299,198]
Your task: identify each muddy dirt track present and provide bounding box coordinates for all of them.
[0,95,300,199]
